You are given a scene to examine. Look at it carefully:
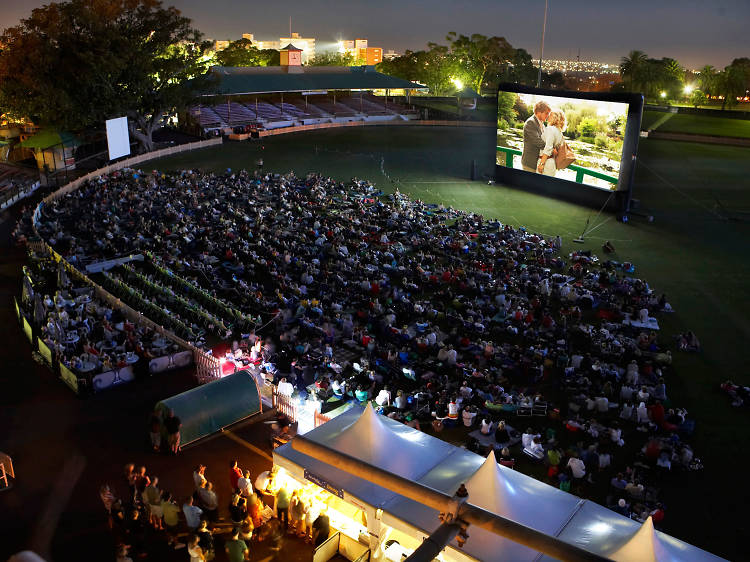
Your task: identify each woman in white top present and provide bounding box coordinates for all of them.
[537,110,566,177]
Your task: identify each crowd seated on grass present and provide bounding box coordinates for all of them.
[19,166,703,525]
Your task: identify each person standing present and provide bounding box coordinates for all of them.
[141,477,162,530]
[183,495,203,532]
[163,409,182,455]
[197,481,219,522]
[193,464,207,490]
[229,460,243,492]
[275,484,290,532]
[521,101,551,173]
[237,469,252,498]
[225,527,249,562]
[312,506,330,548]
[161,491,185,549]
[187,534,206,562]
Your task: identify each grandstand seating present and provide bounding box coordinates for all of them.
[211,102,257,126]
[339,96,393,116]
[191,94,421,132]
[190,106,223,128]
[311,100,357,118]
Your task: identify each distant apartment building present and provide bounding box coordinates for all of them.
[279,32,316,63]
[213,39,231,52]
[339,38,383,65]
[242,33,254,42]
[383,50,400,61]
[253,40,281,51]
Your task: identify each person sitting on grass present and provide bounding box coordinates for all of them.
[524,436,545,460]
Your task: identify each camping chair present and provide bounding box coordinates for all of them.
[516,406,533,417]
[532,402,548,417]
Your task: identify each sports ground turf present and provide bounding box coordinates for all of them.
[642,110,750,138]
[151,125,750,560]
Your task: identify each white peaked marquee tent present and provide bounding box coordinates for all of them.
[273,404,724,561]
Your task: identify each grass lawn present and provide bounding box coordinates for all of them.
[151,126,750,560]
[642,110,750,138]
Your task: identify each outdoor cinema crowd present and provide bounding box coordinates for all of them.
[18,165,708,556]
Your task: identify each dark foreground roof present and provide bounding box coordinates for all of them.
[202,65,425,96]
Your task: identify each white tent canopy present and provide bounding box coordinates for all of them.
[274,404,724,561]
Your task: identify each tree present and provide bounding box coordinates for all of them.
[378,46,455,95]
[697,65,717,98]
[619,50,648,92]
[690,90,708,108]
[307,51,357,66]
[445,32,515,93]
[0,0,212,153]
[717,64,746,110]
[214,38,279,67]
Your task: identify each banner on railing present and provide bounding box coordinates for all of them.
[21,314,34,346]
[38,339,53,366]
[59,363,79,393]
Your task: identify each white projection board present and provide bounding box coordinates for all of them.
[106,116,131,160]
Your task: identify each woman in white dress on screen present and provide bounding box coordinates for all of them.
[537,110,566,176]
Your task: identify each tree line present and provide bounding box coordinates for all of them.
[618,50,750,109]
[1,0,748,155]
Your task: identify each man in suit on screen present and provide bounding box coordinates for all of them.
[521,100,551,173]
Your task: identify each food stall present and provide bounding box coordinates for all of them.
[274,404,725,562]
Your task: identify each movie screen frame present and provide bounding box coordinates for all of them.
[494,84,644,198]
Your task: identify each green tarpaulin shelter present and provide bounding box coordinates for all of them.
[19,130,79,149]
[156,372,262,446]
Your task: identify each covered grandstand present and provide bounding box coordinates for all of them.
[188,62,425,133]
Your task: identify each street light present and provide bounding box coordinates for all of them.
[683,84,694,95]
[451,77,463,90]
[660,91,667,98]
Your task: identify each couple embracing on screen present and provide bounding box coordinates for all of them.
[521,100,573,176]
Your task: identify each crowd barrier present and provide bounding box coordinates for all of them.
[93,366,135,392]
[28,138,224,391]
[272,387,299,422]
[148,350,193,374]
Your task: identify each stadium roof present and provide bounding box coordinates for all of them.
[201,65,425,96]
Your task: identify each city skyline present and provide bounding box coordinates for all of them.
[1,0,747,69]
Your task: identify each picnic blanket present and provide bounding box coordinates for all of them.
[469,423,521,451]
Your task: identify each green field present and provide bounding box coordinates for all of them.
[642,110,750,138]
[152,126,750,560]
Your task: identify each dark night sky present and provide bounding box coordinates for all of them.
[1,0,747,68]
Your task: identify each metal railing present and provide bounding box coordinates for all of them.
[496,145,618,187]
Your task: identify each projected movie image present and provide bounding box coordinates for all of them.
[496,91,629,190]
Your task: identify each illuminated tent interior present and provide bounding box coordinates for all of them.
[274,404,724,561]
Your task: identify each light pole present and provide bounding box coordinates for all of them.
[537,0,549,88]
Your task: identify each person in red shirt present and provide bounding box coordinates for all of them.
[229,460,243,492]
